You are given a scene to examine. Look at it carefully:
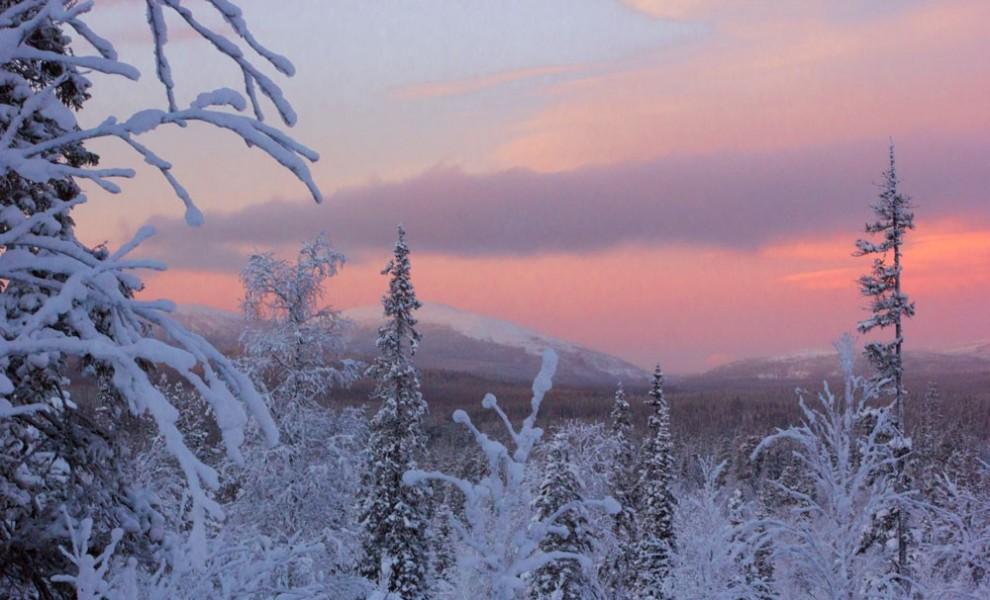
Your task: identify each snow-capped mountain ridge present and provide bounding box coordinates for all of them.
[174,303,646,387]
[343,302,579,357]
[342,302,645,386]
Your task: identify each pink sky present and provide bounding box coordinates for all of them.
[76,0,990,372]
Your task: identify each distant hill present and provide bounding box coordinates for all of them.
[171,304,990,392]
[684,347,990,391]
[173,303,647,388]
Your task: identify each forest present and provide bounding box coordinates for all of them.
[1,2,988,599]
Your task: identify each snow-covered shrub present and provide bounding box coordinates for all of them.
[404,349,619,600]
[220,403,368,577]
[667,458,769,600]
[751,336,909,599]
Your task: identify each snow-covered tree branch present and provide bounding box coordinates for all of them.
[0,1,324,591]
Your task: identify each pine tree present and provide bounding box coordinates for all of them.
[602,382,639,596]
[635,366,676,599]
[359,225,431,599]
[855,143,915,578]
[530,432,602,600]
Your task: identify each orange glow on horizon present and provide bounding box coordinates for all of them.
[141,218,990,372]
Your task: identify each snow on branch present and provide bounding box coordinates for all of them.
[0,0,322,564]
[0,0,321,228]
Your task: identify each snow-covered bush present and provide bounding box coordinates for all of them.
[404,350,619,600]
[751,336,909,599]
[220,403,368,578]
[667,458,769,600]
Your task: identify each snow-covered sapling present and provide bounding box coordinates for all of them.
[240,232,359,404]
[403,349,620,600]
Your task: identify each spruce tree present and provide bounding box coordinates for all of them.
[602,382,639,596]
[530,432,601,600]
[855,143,915,578]
[635,366,676,599]
[855,142,915,422]
[359,225,431,599]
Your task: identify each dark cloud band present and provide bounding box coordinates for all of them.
[139,135,989,270]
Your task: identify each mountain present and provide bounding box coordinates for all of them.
[686,346,990,391]
[341,303,647,387]
[944,340,990,362]
[173,303,647,387]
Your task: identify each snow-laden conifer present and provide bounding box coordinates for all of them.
[635,366,676,599]
[530,431,604,599]
[854,144,915,578]
[0,0,322,588]
[0,4,141,592]
[601,382,639,596]
[855,144,915,415]
[359,226,432,599]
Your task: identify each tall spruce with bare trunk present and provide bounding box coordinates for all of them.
[854,143,915,580]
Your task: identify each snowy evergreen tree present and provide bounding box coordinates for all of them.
[635,365,676,599]
[855,143,916,577]
[530,431,603,600]
[855,143,915,419]
[601,382,639,597]
[0,0,322,594]
[359,226,432,599]
[240,232,359,404]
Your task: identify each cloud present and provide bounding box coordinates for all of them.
[621,0,722,20]
[138,135,989,272]
[500,1,990,172]
[392,64,584,100]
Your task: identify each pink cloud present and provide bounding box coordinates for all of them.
[496,1,990,172]
[392,64,584,100]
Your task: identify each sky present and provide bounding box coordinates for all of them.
[73,0,990,373]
